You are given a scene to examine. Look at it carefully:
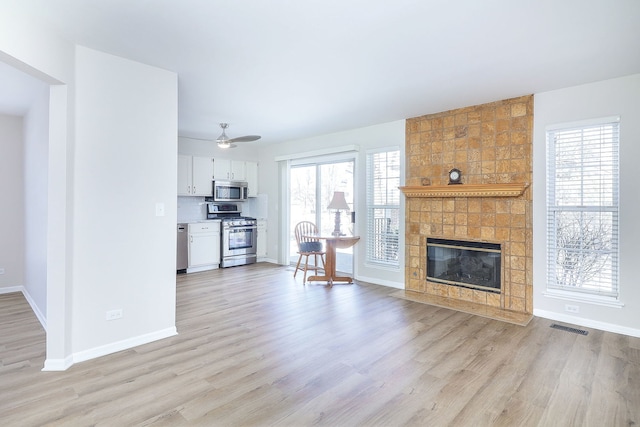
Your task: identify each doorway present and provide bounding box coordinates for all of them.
[289,159,355,274]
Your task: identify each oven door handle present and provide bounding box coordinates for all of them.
[225,225,257,232]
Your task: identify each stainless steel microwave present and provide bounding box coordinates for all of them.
[212,180,248,202]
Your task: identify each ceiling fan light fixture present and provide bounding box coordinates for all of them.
[216,126,229,144]
[213,122,260,149]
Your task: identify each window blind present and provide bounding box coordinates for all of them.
[366,149,400,267]
[546,119,620,298]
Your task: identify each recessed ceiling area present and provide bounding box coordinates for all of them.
[4,0,640,143]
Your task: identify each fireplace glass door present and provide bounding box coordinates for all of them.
[426,238,501,293]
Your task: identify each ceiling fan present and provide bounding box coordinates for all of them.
[215,123,261,149]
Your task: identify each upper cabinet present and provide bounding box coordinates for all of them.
[177,155,191,196]
[178,155,214,196]
[213,159,246,181]
[213,159,258,197]
[245,161,258,197]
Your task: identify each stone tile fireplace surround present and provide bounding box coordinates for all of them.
[400,96,533,324]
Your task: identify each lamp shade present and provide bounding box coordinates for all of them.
[327,191,350,210]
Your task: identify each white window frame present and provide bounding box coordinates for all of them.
[366,147,400,269]
[545,116,620,302]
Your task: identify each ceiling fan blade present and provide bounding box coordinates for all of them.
[229,135,261,143]
[179,136,213,142]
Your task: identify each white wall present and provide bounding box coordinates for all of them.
[23,85,50,324]
[0,114,25,290]
[71,46,178,358]
[2,7,180,367]
[533,73,640,337]
[0,4,75,369]
[255,120,406,288]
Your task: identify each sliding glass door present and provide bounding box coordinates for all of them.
[289,159,355,273]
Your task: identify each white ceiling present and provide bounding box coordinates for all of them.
[4,0,640,144]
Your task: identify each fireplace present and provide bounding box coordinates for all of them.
[403,96,533,316]
[426,238,501,293]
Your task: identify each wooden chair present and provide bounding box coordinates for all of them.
[294,221,326,284]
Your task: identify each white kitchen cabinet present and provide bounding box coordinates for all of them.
[212,158,230,181]
[230,160,246,180]
[177,155,192,196]
[178,155,214,196]
[257,219,267,259]
[188,222,220,269]
[246,161,259,197]
[213,159,247,181]
[192,156,215,196]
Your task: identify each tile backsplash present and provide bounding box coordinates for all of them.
[177,196,207,222]
[177,195,268,223]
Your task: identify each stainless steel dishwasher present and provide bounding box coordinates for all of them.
[177,223,188,273]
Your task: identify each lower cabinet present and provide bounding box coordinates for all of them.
[188,222,221,270]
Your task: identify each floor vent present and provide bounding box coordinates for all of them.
[550,324,588,335]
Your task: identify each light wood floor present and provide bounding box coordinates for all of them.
[1,263,639,426]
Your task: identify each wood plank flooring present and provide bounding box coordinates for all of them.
[1,263,639,426]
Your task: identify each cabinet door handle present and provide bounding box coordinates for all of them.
[193,186,196,193]
[190,235,193,243]
[187,185,191,193]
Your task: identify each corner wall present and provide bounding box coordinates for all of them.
[23,85,50,323]
[533,73,640,337]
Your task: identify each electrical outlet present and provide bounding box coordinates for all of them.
[0,268,5,275]
[565,304,579,314]
[106,309,123,321]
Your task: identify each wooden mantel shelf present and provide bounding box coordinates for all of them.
[399,182,529,198]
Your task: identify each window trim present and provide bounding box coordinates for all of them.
[545,116,620,301]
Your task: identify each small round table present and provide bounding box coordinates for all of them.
[303,235,360,285]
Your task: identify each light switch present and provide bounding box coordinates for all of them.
[155,202,165,217]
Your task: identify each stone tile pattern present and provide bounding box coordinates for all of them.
[405,95,533,314]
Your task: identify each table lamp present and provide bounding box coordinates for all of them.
[327,191,350,236]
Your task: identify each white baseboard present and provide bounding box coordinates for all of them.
[71,326,178,366]
[42,355,74,371]
[42,327,178,371]
[534,308,640,338]
[0,286,23,294]
[21,288,47,331]
[355,274,404,290]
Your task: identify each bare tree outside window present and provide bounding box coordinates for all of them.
[553,211,614,291]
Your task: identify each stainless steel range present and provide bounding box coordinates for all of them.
[207,203,257,268]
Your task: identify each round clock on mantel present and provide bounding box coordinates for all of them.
[448,168,462,185]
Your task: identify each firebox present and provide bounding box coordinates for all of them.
[426,238,501,293]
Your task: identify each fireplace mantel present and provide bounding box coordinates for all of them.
[399,182,529,198]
